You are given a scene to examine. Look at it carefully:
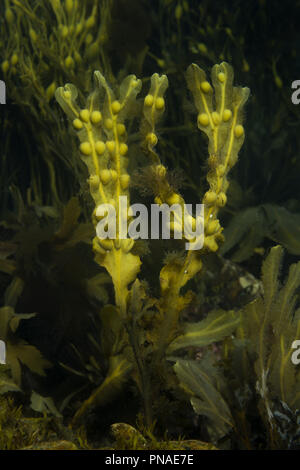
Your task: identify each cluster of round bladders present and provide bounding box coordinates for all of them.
[98,168,121,186]
[144,94,165,110]
[76,103,125,164]
[198,108,233,128]
[196,73,246,253]
[77,109,103,125]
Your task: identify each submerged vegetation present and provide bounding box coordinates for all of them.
[0,0,300,450]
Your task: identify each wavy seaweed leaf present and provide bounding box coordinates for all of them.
[174,355,234,440]
[167,310,240,354]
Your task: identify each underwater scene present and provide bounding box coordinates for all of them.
[0,0,300,452]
